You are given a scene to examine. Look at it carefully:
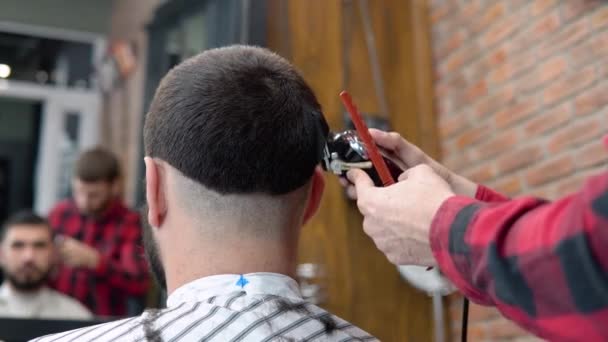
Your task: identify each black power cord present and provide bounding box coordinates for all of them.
[461,298,470,342]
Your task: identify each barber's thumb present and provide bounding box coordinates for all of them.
[346,169,374,188]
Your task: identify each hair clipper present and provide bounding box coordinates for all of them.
[321,130,402,186]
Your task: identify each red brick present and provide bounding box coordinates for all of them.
[440,42,481,75]
[487,52,537,85]
[561,0,601,22]
[463,163,496,183]
[507,0,529,11]
[542,66,595,106]
[460,0,481,18]
[570,34,608,69]
[466,45,509,81]
[495,98,539,128]
[436,74,466,99]
[455,123,491,148]
[473,128,520,160]
[481,14,522,47]
[577,140,608,170]
[431,3,451,24]
[524,103,572,136]
[531,185,556,200]
[473,86,515,119]
[465,80,487,102]
[471,2,506,34]
[484,317,530,339]
[493,176,523,196]
[525,155,575,187]
[468,303,501,322]
[521,11,561,47]
[435,31,465,60]
[531,0,557,16]
[538,19,589,59]
[455,0,483,34]
[497,145,544,174]
[540,56,570,83]
[574,83,608,117]
[547,116,604,153]
[520,56,568,93]
[443,149,473,172]
[488,46,509,65]
[452,324,486,342]
[592,6,608,29]
[556,173,589,196]
[439,114,469,139]
[518,57,567,93]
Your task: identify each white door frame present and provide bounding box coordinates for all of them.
[0,22,105,214]
[0,80,101,214]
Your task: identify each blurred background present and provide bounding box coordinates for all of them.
[0,0,606,341]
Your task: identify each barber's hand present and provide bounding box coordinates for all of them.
[347,164,454,266]
[56,236,100,269]
[342,129,476,199]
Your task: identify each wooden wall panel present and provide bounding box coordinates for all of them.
[266,1,438,341]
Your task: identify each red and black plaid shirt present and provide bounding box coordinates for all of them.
[48,199,149,317]
[431,170,608,341]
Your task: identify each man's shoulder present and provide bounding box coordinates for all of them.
[302,303,379,341]
[31,316,142,342]
[109,201,141,224]
[49,200,76,216]
[44,288,92,319]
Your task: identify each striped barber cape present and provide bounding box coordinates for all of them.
[32,273,377,342]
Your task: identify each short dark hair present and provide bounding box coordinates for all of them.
[1,210,49,241]
[144,45,329,195]
[75,147,120,182]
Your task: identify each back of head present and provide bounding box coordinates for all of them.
[75,148,120,183]
[144,45,328,197]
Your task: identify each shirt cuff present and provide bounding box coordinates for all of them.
[475,184,509,202]
[430,195,490,303]
[94,255,110,277]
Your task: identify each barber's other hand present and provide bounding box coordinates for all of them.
[347,164,454,266]
[56,236,100,269]
[341,129,476,200]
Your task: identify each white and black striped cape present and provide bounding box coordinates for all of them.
[32,273,378,342]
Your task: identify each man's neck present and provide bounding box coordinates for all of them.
[165,234,299,295]
[2,282,45,298]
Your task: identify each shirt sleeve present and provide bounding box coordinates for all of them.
[475,184,510,202]
[430,171,608,341]
[94,213,150,296]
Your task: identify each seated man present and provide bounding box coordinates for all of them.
[36,45,376,341]
[48,148,149,317]
[0,211,92,320]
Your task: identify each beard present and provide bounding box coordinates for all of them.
[141,206,167,293]
[5,264,50,292]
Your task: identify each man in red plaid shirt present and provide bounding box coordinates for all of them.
[48,148,149,317]
[346,130,608,341]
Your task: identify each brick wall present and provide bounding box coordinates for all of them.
[430,0,608,341]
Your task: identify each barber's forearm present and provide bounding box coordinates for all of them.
[429,195,493,304]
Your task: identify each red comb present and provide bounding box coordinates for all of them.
[340,91,395,186]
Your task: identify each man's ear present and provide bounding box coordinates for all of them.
[144,157,168,228]
[302,167,325,225]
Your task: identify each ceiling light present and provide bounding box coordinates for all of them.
[0,64,11,79]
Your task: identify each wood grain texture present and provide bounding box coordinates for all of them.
[266,1,438,340]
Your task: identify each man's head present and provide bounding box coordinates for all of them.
[0,211,54,292]
[142,45,328,289]
[72,148,120,216]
